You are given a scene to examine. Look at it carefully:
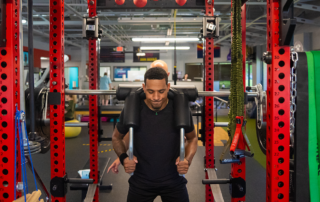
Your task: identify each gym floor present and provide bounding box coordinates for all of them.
[27,115,266,202]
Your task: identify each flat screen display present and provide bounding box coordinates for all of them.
[100,46,125,63]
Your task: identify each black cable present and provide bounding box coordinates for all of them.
[28,0,36,140]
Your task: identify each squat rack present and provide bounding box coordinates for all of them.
[0,0,293,202]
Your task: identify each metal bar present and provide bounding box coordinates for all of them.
[65,122,89,127]
[266,0,291,201]
[214,122,228,127]
[49,0,66,201]
[206,168,225,202]
[214,97,228,103]
[66,89,258,97]
[19,0,27,141]
[1,0,22,200]
[65,89,117,95]
[129,127,134,160]
[129,127,134,176]
[99,158,111,183]
[28,0,36,140]
[84,184,98,202]
[180,128,185,161]
[295,3,320,12]
[179,127,185,177]
[24,2,272,7]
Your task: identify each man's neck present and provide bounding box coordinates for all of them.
[144,98,169,112]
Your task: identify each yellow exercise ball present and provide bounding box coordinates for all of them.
[65,119,82,138]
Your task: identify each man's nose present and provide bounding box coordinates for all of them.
[153,92,160,100]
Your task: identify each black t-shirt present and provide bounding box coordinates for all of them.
[116,99,194,186]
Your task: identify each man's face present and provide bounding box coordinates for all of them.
[143,79,170,110]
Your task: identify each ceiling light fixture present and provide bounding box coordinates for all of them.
[133,38,199,42]
[140,46,190,50]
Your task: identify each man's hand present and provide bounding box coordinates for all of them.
[123,156,138,174]
[175,157,189,175]
[107,158,121,174]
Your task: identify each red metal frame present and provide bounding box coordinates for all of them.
[204,1,215,202]
[0,0,21,201]
[88,1,99,202]
[49,0,66,201]
[266,0,290,201]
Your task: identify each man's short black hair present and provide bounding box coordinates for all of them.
[144,67,168,85]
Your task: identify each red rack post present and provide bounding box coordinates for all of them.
[88,1,99,201]
[266,0,290,201]
[0,0,21,201]
[204,1,215,202]
[230,4,246,202]
[49,0,66,201]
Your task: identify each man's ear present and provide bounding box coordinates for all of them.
[142,83,146,91]
[167,82,171,90]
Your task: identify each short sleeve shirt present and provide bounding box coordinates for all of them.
[116,100,194,185]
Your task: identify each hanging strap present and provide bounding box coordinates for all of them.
[14,108,38,202]
[306,51,320,202]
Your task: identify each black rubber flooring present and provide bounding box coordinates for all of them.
[27,122,266,202]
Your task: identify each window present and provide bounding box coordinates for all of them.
[113,66,147,81]
[100,67,111,78]
[65,67,79,89]
[184,63,203,81]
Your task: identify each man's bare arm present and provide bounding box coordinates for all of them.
[123,133,129,150]
[184,129,198,165]
[112,127,127,157]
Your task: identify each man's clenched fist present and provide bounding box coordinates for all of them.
[123,156,138,174]
[175,157,189,175]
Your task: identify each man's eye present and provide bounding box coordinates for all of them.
[148,91,153,94]
[159,91,164,93]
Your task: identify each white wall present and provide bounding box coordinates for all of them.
[100,44,230,80]
[23,34,49,51]
[35,39,231,91]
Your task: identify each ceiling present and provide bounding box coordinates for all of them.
[21,0,320,48]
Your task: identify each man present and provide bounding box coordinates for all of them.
[112,67,198,201]
[107,60,170,173]
[151,60,170,77]
[100,72,112,105]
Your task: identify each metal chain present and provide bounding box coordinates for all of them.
[290,50,298,144]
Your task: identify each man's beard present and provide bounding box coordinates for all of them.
[151,101,162,110]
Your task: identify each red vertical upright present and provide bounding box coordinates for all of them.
[266,0,290,201]
[204,1,215,202]
[49,0,66,201]
[230,4,246,202]
[88,1,99,202]
[0,0,21,201]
